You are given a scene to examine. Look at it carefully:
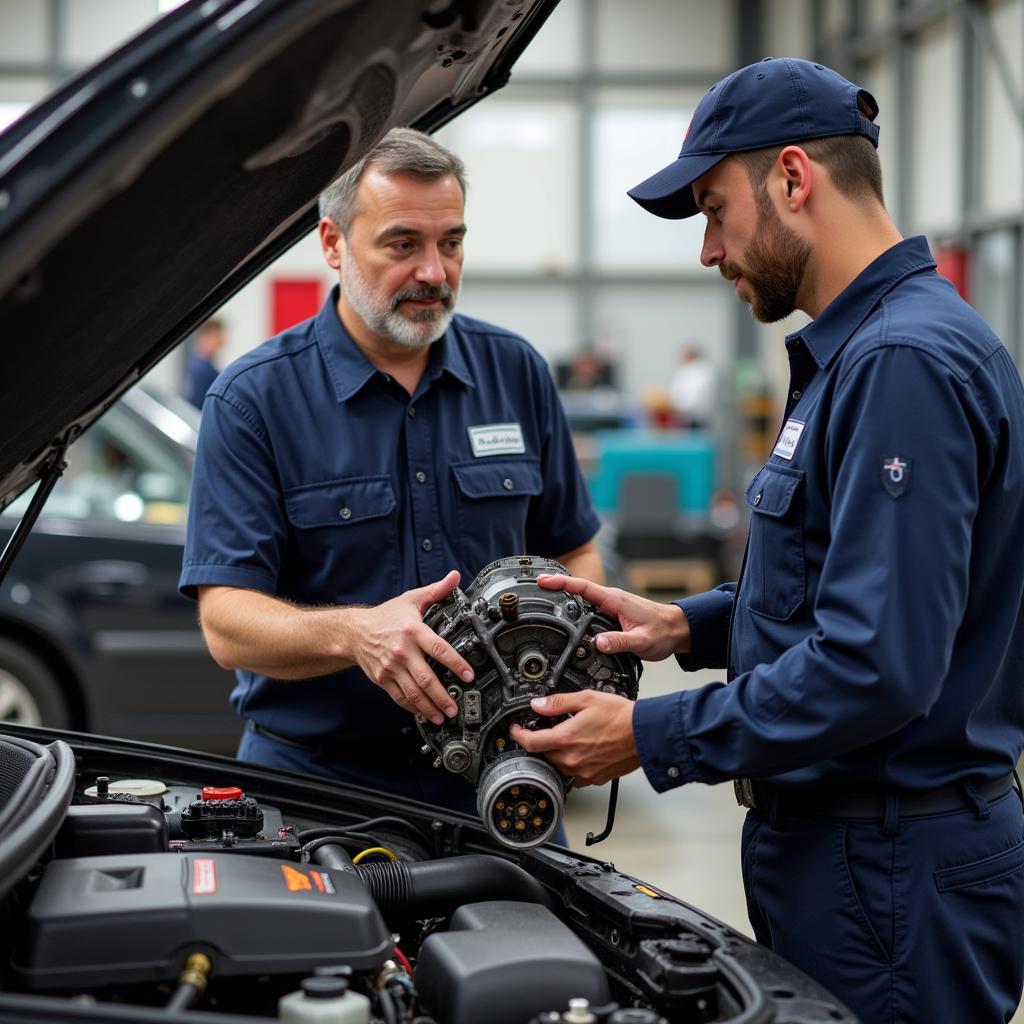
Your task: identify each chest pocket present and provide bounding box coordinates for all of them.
[283,476,398,599]
[451,459,543,568]
[743,464,806,620]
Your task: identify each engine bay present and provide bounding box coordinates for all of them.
[0,729,856,1024]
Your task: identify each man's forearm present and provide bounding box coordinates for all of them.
[557,539,605,584]
[197,585,360,678]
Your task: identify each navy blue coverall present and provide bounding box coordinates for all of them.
[633,237,1024,1022]
[180,289,599,816]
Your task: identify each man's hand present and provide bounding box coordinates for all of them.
[537,574,691,660]
[342,570,473,725]
[509,690,639,786]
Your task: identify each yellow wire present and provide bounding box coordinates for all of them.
[352,845,399,864]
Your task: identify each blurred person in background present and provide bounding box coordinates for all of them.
[667,344,715,430]
[179,129,601,823]
[181,318,226,409]
[511,58,1024,1024]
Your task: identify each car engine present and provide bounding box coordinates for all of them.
[418,555,642,848]
[0,727,856,1024]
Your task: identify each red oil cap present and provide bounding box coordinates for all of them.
[201,786,243,801]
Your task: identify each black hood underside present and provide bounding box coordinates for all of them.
[0,0,556,510]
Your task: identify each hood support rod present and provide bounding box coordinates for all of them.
[0,433,72,586]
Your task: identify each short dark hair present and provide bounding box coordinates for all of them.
[318,128,467,234]
[736,131,884,208]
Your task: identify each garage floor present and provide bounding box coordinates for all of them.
[562,659,1024,1023]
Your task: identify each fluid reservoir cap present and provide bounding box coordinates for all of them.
[202,786,244,801]
[84,778,168,799]
[300,975,349,999]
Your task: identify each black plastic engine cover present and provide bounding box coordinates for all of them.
[415,900,610,1024]
[15,852,391,987]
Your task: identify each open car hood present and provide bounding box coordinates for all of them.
[0,0,557,510]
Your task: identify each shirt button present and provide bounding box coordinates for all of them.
[408,406,416,417]
[791,390,801,400]
[667,766,680,779]
[415,471,426,484]
[339,507,352,520]
[422,538,432,552]
[503,478,514,490]
[753,492,762,507]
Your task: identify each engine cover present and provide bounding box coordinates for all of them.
[15,852,392,988]
[420,555,641,847]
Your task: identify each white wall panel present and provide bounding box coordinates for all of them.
[0,1,49,62]
[761,0,815,61]
[909,16,961,233]
[66,0,158,66]
[436,91,579,273]
[594,0,735,74]
[979,0,1024,216]
[592,88,707,273]
[512,0,582,77]
[860,55,900,220]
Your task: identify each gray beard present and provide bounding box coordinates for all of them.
[341,254,458,350]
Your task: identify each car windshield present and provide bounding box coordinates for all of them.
[2,384,196,526]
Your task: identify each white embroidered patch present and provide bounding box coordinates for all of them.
[773,419,806,461]
[468,422,526,457]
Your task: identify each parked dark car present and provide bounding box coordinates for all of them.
[0,385,239,751]
[0,2,856,1022]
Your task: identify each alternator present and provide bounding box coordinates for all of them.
[419,555,641,848]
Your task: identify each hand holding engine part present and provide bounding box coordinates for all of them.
[342,569,474,724]
[417,555,642,848]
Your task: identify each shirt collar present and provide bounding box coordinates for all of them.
[787,235,937,368]
[314,285,475,402]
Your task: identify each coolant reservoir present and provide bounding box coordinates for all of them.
[278,976,370,1024]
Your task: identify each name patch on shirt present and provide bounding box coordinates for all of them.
[468,422,526,457]
[773,419,806,461]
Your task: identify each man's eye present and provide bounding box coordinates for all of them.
[708,206,722,221]
[390,241,413,252]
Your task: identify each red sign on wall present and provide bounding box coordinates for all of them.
[271,278,323,335]
[934,246,969,302]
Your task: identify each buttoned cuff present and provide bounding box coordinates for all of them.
[673,587,733,672]
[633,691,707,792]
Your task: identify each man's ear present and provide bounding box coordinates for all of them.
[777,145,811,212]
[319,217,345,271]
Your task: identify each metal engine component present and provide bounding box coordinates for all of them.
[419,555,641,848]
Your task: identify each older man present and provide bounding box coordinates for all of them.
[180,129,601,815]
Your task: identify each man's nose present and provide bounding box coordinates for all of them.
[414,248,447,285]
[700,222,723,268]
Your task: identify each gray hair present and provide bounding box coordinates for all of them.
[318,128,468,234]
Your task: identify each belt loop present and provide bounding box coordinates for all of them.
[962,780,991,820]
[1013,769,1024,812]
[767,789,783,829]
[881,791,901,836]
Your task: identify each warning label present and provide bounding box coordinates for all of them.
[192,858,217,895]
[279,864,336,894]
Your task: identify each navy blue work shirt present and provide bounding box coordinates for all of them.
[635,236,1024,793]
[180,288,599,745]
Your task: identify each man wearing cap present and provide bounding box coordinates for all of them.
[511,58,1024,1022]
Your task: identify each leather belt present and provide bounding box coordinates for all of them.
[734,773,1016,819]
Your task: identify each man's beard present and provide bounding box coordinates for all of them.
[341,253,458,349]
[721,187,811,323]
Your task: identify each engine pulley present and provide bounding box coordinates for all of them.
[419,555,641,848]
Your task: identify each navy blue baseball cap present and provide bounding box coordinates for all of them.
[628,57,880,220]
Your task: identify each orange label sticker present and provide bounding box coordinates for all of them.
[193,858,217,895]
[281,864,312,892]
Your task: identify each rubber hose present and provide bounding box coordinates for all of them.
[356,854,554,918]
[306,840,356,872]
